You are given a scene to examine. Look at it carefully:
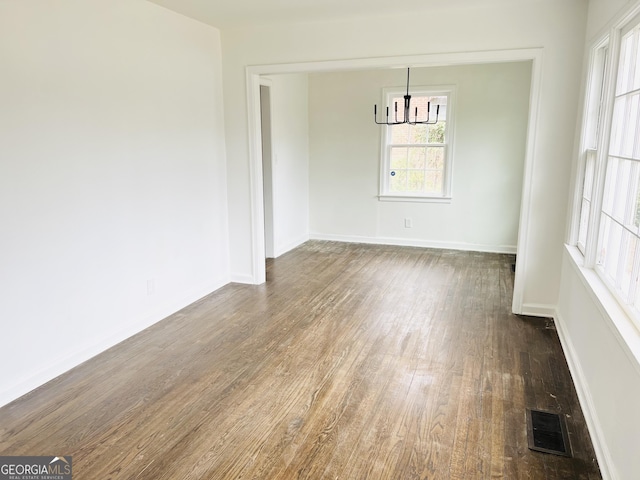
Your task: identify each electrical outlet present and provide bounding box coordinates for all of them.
[405,218,413,228]
[147,279,155,295]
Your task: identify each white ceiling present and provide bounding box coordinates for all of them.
[146,0,538,29]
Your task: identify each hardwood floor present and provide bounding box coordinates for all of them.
[0,241,601,479]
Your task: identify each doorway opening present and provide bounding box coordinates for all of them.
[245,50,543,314]
[259,82,275,260]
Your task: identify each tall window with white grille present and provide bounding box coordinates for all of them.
[576,14,640,326]
[597,21,640,312]
[379,87,454,200]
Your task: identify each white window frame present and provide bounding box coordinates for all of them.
[575,41,610,258]
[378,85,456,202]
[572,8,640,332]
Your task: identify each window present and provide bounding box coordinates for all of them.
[575,13,640,326]
[597,21,640,310]
[577,45,608,254]
[379,87,454,201]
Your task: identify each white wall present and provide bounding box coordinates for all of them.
[586,0,635,39]
[308,63,530,252]
[556,0,640,478]
[264,74,310,257]
[0,0,229,406]
[557,250,640,480]
[221,0,587,312]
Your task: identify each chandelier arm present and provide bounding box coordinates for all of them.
[373,69,441,126]
[374,104,406,125]
[374,104,405,125]
[409,105,440,125]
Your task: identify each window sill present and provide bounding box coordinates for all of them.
[564,244,640,375]
[378,195,452,204]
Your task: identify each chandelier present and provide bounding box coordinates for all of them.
[374,68,440,126]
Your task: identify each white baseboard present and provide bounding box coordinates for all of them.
[274,233,310,258]
[553,308,615,480]
[309,232,517,254]
[519,303,556,317]
[230,273,258,284]
[0,278,228,409]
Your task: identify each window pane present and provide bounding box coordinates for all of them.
[610,98,625,157]
[602,156,618,214]
[633,250,640,312]
[627,162,640,229]
[391,124,410,144]
[613,159,631,221]
[390,147,408,169]
[584,149,596,200]
[598,213,612,266]
[409,124,428,144]
[602,216,624,282]
[578,150,597,253]
[617,31,635,94]
[408,171,425,191]
[633,166,640,230]
[606,218,623,281]
[586,47,608,149]
[425,171,443,194]
[389,170,408,192]
[428,122,446,144]
[634,271,640,312]
[620,230,637,299]
[578,198,591,248]
[426,147,444,169]
[634,95,640,161]
[622,93,639,158]
[635,29,640,90]
[408,147,426,169]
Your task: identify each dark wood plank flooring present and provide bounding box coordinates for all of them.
[0,241,601,479]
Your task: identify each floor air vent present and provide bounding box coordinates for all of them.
[526,409,572,457]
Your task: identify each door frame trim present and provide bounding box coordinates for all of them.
[245,48,543,314]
